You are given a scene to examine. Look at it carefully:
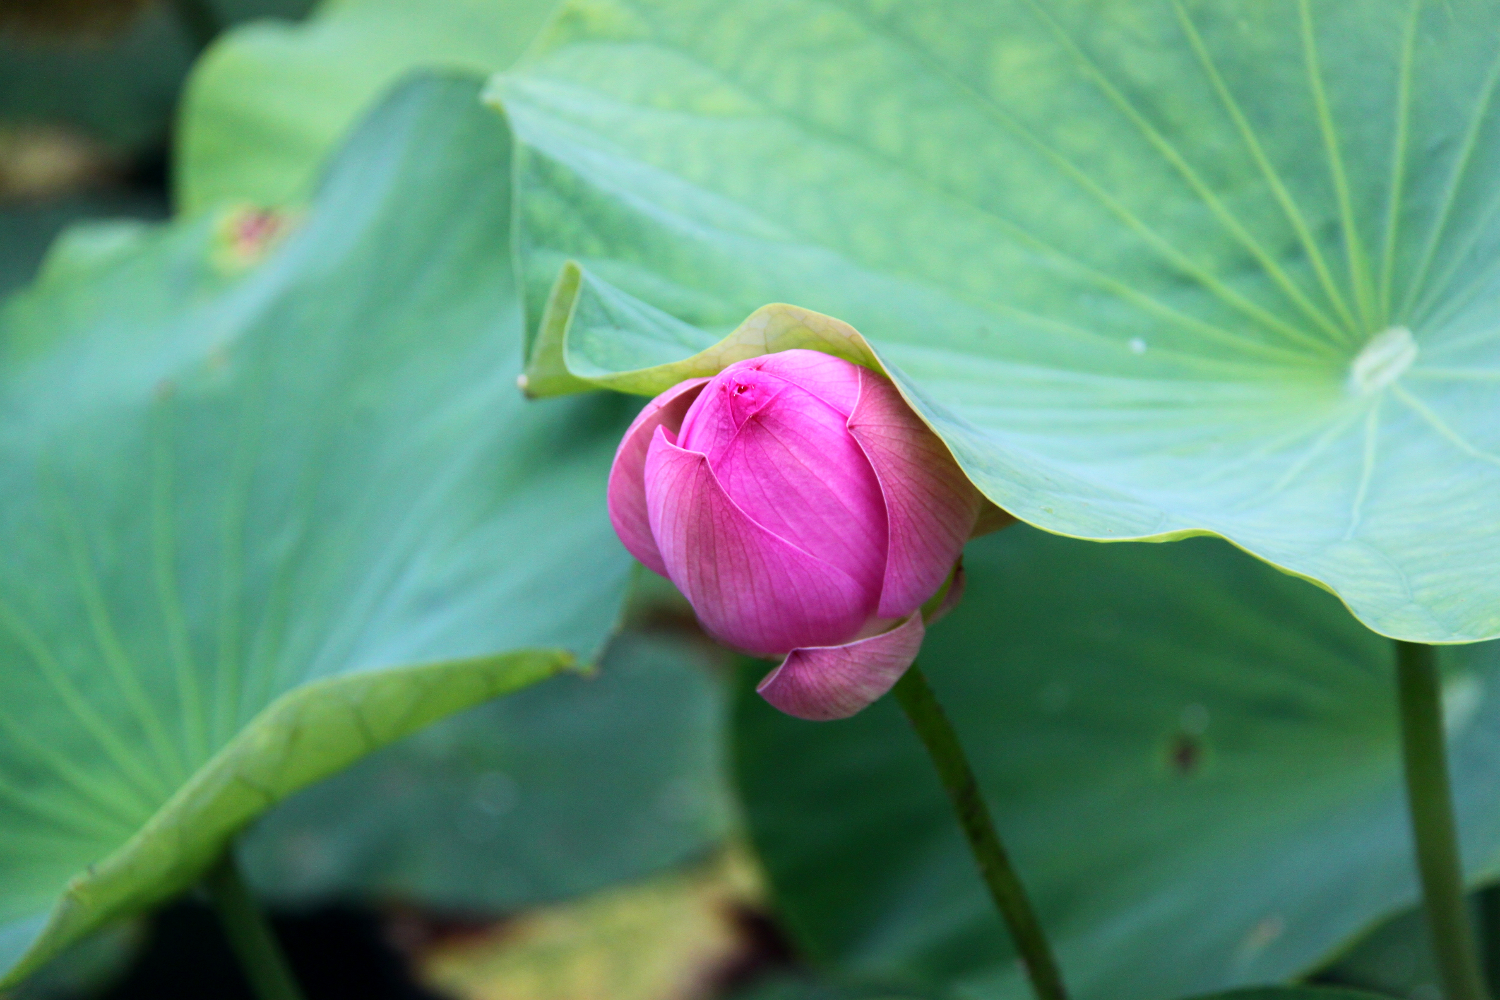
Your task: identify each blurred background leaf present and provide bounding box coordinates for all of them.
[6,924,143,1000]
[724,980,933,1000]
[1311,887,1500,999]
[240,627,733,910]
[1184,992,1389,1000]
[175,0,560,213]
[0,73,641,984]
[0,195,166,301]
[419,846,760,1000]
[0,1,315,301]
[1315,905,1445,1000]
[0,1,313,156]
[734,526,1500,1000]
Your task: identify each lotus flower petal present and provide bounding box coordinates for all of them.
[644,427,875,655]
[847,369,983,618]
[675,350,861,446]
[756,613,926,721]
[677,363,886,593]
[739,348,863,415]
[607,377,709,576]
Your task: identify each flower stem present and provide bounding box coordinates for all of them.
[203,851,306,1000]
[1396,640,1489,1000]
[892,664,1068,1000]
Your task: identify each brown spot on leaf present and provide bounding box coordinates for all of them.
[1169,733,1202,776]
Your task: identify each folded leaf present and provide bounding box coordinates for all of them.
[491,0,1500,643]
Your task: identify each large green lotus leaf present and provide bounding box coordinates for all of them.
[490,0,1500,643]
[733,526,1500,1000]
[0,74,637,986]
[238,628,732,909]
[175,0,560,214]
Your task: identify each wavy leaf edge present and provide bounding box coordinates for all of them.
[0,649,574,987]
[513,259,1391,633]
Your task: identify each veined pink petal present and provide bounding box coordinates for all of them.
[847,369,983,618]
[645,427,876,656]
[677,352,864,444]
[675,363,789,458]
[679,367,886,595]
[738,349,863,415]
[607,378,709,576]
[756,613,925,721]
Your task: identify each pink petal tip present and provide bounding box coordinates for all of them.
[756,613,926,721]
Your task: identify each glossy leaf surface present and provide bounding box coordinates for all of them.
[493,0,1500,642]
[735,527,1500,999]
[0,75,636,985]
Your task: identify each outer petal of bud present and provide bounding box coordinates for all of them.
[644,427,875,656]
[606,377,709,577]
[845,368,984,618]
[678,362,887,597]
[756,613,926,721]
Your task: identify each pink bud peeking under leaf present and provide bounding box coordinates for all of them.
[608,349,992,721]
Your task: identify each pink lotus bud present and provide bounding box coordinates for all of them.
[608,350,985,720]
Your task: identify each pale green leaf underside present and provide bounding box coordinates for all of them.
[0,76,636,985]
[493,0,1500,643]
[736,528,1500,999]
[175,0,561,213]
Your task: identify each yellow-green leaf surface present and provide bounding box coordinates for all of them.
[491,0,1500,643]
[0,74,636,986]
[175,0,559,213]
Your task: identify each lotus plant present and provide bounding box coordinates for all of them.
[608,349,990,720]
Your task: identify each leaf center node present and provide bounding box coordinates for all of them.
[1348,326,1416,395]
